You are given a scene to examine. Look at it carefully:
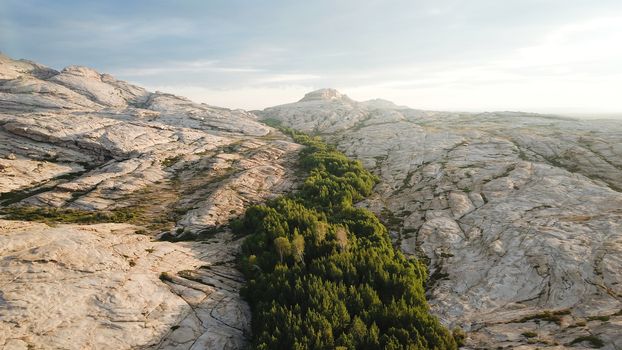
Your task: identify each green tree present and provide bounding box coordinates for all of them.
[291,231,305,264]
[274,236,291,263]
[335,226,349,251]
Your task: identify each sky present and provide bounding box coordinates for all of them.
[1,0,622,115]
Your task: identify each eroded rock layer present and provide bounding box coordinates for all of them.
[0,54,301,350]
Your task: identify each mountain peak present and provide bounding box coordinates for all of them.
[60,65,103,79]
[299,88,352,103]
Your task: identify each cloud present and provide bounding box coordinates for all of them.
[147,85,314,110]
[256,74,322,84]
[114,60,263,77]
[509,15,622,67]
[344,75,622,114]
[320,14,622,114]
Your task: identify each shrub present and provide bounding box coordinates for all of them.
[569,335,604,348]
[587,315,610,322]
[159,272,174,282]
[515,309,570,325]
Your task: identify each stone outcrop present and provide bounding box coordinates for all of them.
[0,54,301,349]
[0,219,250,350]
[260,90,622,349]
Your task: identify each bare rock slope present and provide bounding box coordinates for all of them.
[260,89,622,349]
[0,54,301,349]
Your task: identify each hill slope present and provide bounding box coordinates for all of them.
[0,54,303,349]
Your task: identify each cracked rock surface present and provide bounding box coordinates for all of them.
[0,54,301,349]
[0,220,250,350]
[260,89,622,349]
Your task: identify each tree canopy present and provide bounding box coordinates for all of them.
[234,125,458,349]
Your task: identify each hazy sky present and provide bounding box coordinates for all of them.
[2,0,622,114]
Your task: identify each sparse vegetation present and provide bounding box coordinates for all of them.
[569,335,604,348]
[159,272,174,282]
[587,315,610,322]
[178,270,203,283]
[162,155,183,167]
[514,309,571,325]
[262,118,283,128]
[0,206,140,224]
[522,331,537,338]
[235,127,457,349]
[452,328,466,347]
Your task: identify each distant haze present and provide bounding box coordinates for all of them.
[2,0,622,116]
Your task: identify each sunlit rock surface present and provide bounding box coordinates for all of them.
[3,50,621,349]
[260,90,622,349]
[0,220,250,350]
[0,54,301,349]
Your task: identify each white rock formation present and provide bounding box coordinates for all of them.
[260,89,622,349]
[0,220,250,350]
[0,54,301,349]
